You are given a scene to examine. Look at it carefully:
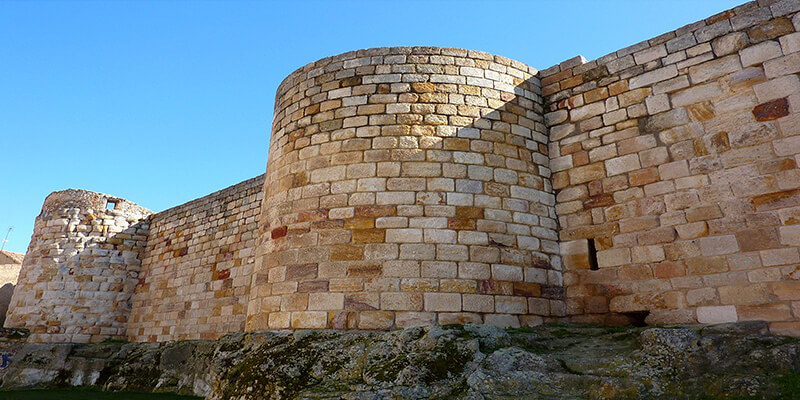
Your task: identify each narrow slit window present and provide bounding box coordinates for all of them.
[588,238,599,271]
[106,200,117,210]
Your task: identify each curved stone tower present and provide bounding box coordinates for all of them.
[6,189,151,343]
[247,47,564,331]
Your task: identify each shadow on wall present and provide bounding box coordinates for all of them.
[0,283,14,327]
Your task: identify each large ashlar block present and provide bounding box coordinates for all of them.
[697,306,738,324]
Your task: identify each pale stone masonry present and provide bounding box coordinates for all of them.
[248,47,562,332]
[6,0,800,342]
[546,0,800,334]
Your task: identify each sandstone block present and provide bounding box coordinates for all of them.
[291,311,328,329]
[688,55,741,83]
[381,292,423,311]
[699,235,739,256]
[358,311,394,329]
[462,294,494,312]
[483,314,520,328]
[739,40,783,67]
[711,32,749,56]
[629,65,678,89]
[597,248,631,268]
[753,75,800,103]
[308,293,345,310]
[764,52,800,79]
[394,312,436,328]
[605,154,641,177]
[696,305,738,324]
[424,293,461,312]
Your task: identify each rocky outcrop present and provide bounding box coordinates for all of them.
[1,323,800,399]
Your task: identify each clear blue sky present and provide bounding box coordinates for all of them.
[0,0,742,254]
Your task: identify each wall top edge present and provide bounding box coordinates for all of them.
[275,46,539,100]
[538,0,797,79]
[42,189,152,217]
[150,173,265,220]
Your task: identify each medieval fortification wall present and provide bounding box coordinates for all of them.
[6,0,800,342]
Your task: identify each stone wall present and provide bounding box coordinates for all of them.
[247,46,563,331]
[5,190,151,342]
[0,251,24,327]
[9,0,800,343]
[544,0,800,333]
[127,175,263,342]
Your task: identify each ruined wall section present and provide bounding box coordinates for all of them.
[247,47,563,331]
[5,190,151,343]
[127,175,263,342]
[544,0,800,333]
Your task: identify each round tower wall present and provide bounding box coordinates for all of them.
[247,47,564,331]
[5,189,152,343]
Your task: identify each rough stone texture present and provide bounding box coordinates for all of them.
[5,190,152,343]
[249,47,562,332]
[0,251,23,327]
[6,0,800,342]
[2,323,800,399]
[545,0,800,333]
[127,175,263,342]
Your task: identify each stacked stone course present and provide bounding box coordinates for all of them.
[545,0,800,333]
[247,47,564,331]
[5,190,151,343]
[127,175,263,342]
[7,0,800,342]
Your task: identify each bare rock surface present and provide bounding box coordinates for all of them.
[1,322,800,399]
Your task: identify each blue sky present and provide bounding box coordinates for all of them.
[0,0,742,254]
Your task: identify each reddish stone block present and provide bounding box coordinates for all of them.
[286,263,318,280]
[297,280,329,293]
[584,194,615,209]
[653,261,686,279]
[752,98,790,122]
[271,226,288,240]
[629,168,659,187]
[736,228,781,252]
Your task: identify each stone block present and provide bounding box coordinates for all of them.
[711,32,749,56]
[462,294,494,312]
[629,65,678,89]
[308,293,345,310]
[739,40,783,67]
[688,55,741,83]
[439,312,482,325]
[597,248,631,268]
[358,311,394,329]
[381,292,423,311]
[764,52,800,79]
[696,305,738,324]
[291,311,328,329]
[753,75,800,103]
[424,293,461,312]
[483,314,520,328]
[699,235,739,256]
[605,154,641,176]
[395,312,436,328]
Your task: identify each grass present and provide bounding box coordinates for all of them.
[0,388,201,400]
